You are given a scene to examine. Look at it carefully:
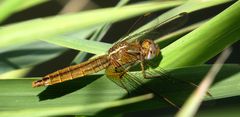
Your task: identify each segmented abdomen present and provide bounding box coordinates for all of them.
[32,55,109,87]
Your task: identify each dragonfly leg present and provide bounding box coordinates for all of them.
[161,95,180,109]
[146,73,212,97]
[106,68,125,79]
[142,63,212,97]
[175,78,213,97]
[132,76,180,109]
[139,54,148,79]
[144,69,212,97]
[140,61,147,79]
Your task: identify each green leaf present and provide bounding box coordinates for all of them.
[0,67,32,79]
[0,0,24,22]
[0,0,47,23]
[0,94,153,117]
[0,1,183,49]
[14,0,47,12]
[156,20,205,48]
[0,41,66,74]
[130,0,231,38]
[0,65,239,115]
[176,49,232,117]
[160,1,240,68]
[39,0,232,55]
[72,0,130,64]
[196,105,240,117]
[0,12,99,75]
[71,24,112,63]
[0,1,239,116]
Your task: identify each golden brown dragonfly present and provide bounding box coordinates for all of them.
[32,13,189,108]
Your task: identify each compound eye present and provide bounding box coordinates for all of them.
[141,39,160,60]
[146,50,155,60]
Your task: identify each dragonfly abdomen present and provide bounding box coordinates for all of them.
[32,55,109,87]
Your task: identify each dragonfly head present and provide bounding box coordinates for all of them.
[141,39,160,60]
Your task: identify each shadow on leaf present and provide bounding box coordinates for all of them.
[38,74,102,101]
[96,64,240,116]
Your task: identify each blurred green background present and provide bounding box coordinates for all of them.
[0,0,239,117]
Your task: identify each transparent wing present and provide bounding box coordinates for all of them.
[146,67,213,97]
[105,64,180,108]
[105,64,140,94]
[114,12,189,44]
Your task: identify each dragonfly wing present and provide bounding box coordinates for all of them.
[105,64,142,94]
[145,67,213,97]
[121,12,189,42]
[128,69,184,108]
[122,70,180,108]
[144,64,172,80]
[105,64,179,108]
[105,62,170,94]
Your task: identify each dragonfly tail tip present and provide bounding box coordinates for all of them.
[32,80,44,88]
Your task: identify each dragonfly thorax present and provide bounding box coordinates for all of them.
[141,39,160,60]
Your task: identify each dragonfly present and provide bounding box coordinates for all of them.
[32,13,189,108]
